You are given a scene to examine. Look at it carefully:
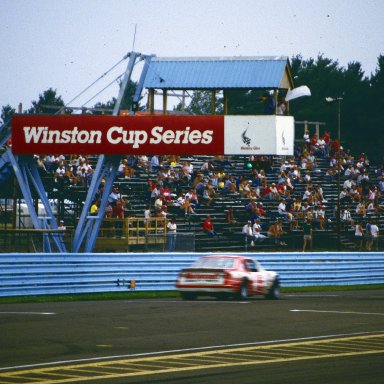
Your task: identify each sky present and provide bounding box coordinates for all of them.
[1,0,383,113]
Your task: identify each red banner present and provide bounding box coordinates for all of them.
[12,115,224,155]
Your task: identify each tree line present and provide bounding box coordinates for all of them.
[1,54,383,162]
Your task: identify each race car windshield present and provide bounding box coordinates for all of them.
[191,258,235,269]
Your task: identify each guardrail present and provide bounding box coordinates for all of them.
[0,252,383,297]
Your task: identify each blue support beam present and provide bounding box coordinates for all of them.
[6,148,66,253]
[131,54,154,112]
[72,52,148,253]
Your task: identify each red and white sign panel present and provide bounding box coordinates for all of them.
[12,114,294,155]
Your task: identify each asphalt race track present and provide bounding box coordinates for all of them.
[0,290,383,384]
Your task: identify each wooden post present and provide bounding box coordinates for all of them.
[162,89,168,114]
[149,89,155,114]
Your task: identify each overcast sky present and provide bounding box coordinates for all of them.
[1,0,383,112]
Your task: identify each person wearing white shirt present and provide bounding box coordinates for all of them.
[242,221,255,246]
[253,219,266,242]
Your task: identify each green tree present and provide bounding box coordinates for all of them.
[181,90,223,114]
[27,88,66,114]
[1,104,15,125]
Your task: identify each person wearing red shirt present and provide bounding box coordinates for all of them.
[202,215,217,237]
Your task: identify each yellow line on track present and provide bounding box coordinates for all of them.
[0,334,383,384]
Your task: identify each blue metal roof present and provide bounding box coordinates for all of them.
[143,56,293,90]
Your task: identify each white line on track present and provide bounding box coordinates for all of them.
[0,312,56,315]
[1,330,383,371]
[291,309,384,316]
[133,300,250,304]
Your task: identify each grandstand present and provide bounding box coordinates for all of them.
[0,53,382,253]
[1,145,382,253]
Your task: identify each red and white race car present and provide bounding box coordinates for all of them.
[176,255,280,300]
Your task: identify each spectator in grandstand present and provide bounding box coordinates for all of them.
[202,215,217,237]
[157,205,168,219]
[253,218,267,242]
[193,174,206,195]
[355,221,364,251]
[339,188,352,203]
[202,186,213,205]
[313,205,326,230]
[370,221,379,251]
[261,92,276,114]
[366,200,376,214]
[302,217,313,252]
[55,163,66,183]
[315,135,327,158]
[356,200,367,217]
[258,169,267,187]
[242,220,256,246]
[159,185,173,205]
[117,159,128,178]
[301,201,313,220]
[302,185,313,203]
[292,198,303,221]
[112,198,126,237]
[365,219,379,251]
[276,181,291,199]
[122,159,135,179]
[368,186,380,205]
[150,155,160,172]
[349,185,361,202]
[108,187,122,206]
[34,155,48,175]
[343,176,356,191]
[277,199,293,222]
[185,188,200,209]
[166,217,177,252]
[267,219,287,245]
[181,195,195,216]
[341,208,354,230]
[144,204,151,232]
[303,170,311,184]
[264,183,280,200]
[58,219,66,232]
[84,168,94,187]
[200,160,214,175]
[43,154,55,172]
[102,202,113,237]
[325,165,337,181]
[63,166,79,186]
[137,155,149,171]
[150,184,161,201]
[238,179,253,198]
[154,195,164,211]
[224,176,238,194]
[303,128,310,147]
[276,97,287,115]
[90,200,99,216]
[181,160,193,181]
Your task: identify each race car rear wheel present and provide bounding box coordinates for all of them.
[236,280,249,300]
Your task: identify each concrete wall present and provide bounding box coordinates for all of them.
[1,252,383,297]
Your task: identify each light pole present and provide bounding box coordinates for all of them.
[325,97,343,251]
